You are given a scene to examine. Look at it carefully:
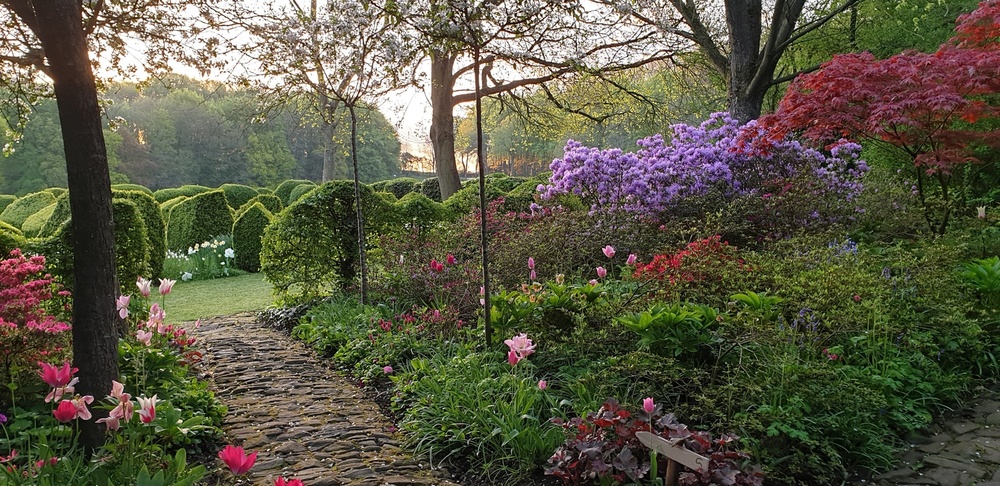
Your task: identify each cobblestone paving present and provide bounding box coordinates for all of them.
[189,313,462,486]
[862,385,1000,486]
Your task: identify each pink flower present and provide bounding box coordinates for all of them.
[218,445,257,475]
[116,295,130,319]
[275,477,305,486]
[538,380,547,390]
[602,245,616,258]
[504,333,536,365]
[529,270,537,281]
[589,279,598,286]
[527,257,535,270]
[136,330,153,346]
[626,254,637,266]
[71,395,94,421]
[97,414,121,431]
[38,361,77,388]
[136,277,151,297]
[148,303,165,326]
[0,450,18,463]
[852,294,861,302]
[383,365,393,374]
[137,395,157,423]
[446,254,456,265]
[596,266,607,278]
[480,286,486,306]
[53,400,77,422]
[642,397,655,414]
[158,278,176,296]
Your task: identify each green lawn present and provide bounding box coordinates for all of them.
[163,273,275,322]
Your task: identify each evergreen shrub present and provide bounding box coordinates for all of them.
[111,183,153,195]
[274,179,315,205]
[219,183,259,210]
[20,203,57,238]
[113,189,167,279]
[0,192,56,229]
[237,193,283,219]
[419,177,442,202]
[383,178,420,199]
[0,195,17,213]
[165,190,234,252]
[153,185,212,203]
[232,202,272,273]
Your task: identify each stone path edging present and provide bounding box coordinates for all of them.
[189,313,462,486]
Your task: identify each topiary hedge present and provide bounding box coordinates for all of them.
[260,181,394,303]
[20,203,57,238]
[111,183,154,195]
[0,191,57,229]
[384,178,420,199]
[273,179,316,205]
[111,199,152,283]
[442,182,505,216]
[36,195,72,238]
[165,190,234,252]
[153,184,212,204]
[395,192,451,230]
[113,189,167,279]
[0,226,26,258]
[219,183,259,210]
[504,179,543,214]
[159,196,188,222]
[0,195,16,214]
[237,193,283,219]
[419,177,442,202]
[232,202,272,273]
[43,187,67,198]
[287,183,318,205]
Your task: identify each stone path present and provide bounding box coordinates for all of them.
[864,385,1000,486]
[188,313,462,486]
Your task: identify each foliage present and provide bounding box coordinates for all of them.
[0,195,16,213]
[393,192,451,229]
[616,302,721,361]
[546,398,763,485]
[632,236,748,305]
[19,201,56,238]
[35,194,71,238]
[232,202,272,273]
[442,181,505,215]
[273,179,315,205]
[383,177,420,199]
[961,256,1000,307]
[237,193,282,218]
[111,183,154,195]
[286,182,318,204]
[164,190,234,252]
[112,199,153,286]
[218,183,259,210]
[162,235,238,281]
[113,189,168,279]
[152,185,212,204]
[419,177,442,202]
[261,181,393,303]
[0,191,56,229]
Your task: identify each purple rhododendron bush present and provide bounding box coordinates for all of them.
[290,102,1000,486]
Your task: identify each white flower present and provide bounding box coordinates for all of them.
[181,272,193,281]
[187,247,196,255]
[225,248,235,259]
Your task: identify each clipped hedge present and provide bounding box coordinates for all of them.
[384,178,420,199]
[0,195,16,214]
[0,227,26,258]
[274,179,316,205]
[159,196,188,222]
[113,189,167,279]
[219,183,259,210]
[504,179,542,213]
[395,192,450,230]
[43,187,67,198]
[165,190,234,251]
[36,195,72,238]
[232,202,272,273]
[21,203,57,238]
[419,177,442,202]
[111,199,152,283]
[0,191,57,229]
[237,193,283,219]
[443,182,504,216]
[153,185,212,204]
[261,181,394,303]
[287,183,318,205]
[112,183,154,196]
[488,174,528,192]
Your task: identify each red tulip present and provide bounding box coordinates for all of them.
[53,400,77,422]
[219,445,257,475]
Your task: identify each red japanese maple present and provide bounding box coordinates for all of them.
[756,0,1000,233]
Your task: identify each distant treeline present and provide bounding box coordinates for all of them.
[0,75,401,195]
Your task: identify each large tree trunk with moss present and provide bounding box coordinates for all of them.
[32,0,119,450]
[429,50,462,199]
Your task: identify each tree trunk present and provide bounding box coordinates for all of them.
[725,0,764,123]
[321,99,340,182]
[348,104,368,304]
[429,50,462,199]
[33,0,119,450]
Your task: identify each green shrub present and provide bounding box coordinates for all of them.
[0,191,57,229]
[218,183,259,210]
[232,203,272,273]
[260,181,393,303]
[505,179,541,213]
[0,194,16,214]
[159,196,188,221]
[0,227,26,257]
[0,220,22,236]
[369,180,389,193]
[419,177,442,202]
[273,179,315,205]
[153,185,212,204]
[287,183,318,205]
[36,195,72,238]
[164,190,234,252]
[442,182,505,216]
[111,198,152,283]
[20,202,57,238]
[42,187,67,198]
[111,183,153,195]
[237,193,283,219]
[394,192,450,230]
[485,173,528,192]
[383,177,420,199]
[114,189,167,279]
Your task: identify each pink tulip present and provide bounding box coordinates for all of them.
[626,254,637,265]
[530,270,537,281]
[53,400,78,422]
[383,365,393,374]
[275,477,305,486]
[136,277,152,297]
[602,245,616,258]
[218,445,257,475]
[38,361,77,388]
[158,278,176,296]
[71,395,94,421]
[527,257,535,270]
[589,279,598,286]
[507,350,520,366]
[642,397,655,414]
[504,333,536,364]
[136,330,153,346]
[538,380,547,390]
[96,414,121,431]
[446,254,456,265]
[137,395,158,423]
[116,295,130,319]
[109,380,130,402]
[596,266,607,278]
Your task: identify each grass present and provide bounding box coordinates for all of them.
[162,273,275,322]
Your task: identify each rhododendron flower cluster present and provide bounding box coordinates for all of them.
[539,113,867,222]
[0,250,71,372]
[633,236,745,284]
